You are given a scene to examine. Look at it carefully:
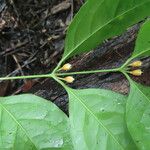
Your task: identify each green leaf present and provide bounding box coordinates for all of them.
[132,19,150,59]
[63,0,150,60]
[126,79,150,149]
[67,88,136,150]
[0,94,72,150]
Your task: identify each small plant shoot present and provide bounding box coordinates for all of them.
[0,0,150,150]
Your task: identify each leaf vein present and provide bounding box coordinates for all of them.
[0,102,37,150]
[69,89,124,150]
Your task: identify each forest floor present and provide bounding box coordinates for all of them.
[0,0,82,94]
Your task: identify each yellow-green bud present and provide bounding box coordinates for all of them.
[64,76,75,83]
[60,63,72,71]
[129,69,143,76]
[129,61,142,67]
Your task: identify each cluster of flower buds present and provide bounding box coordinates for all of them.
[58,63,75,83]
[128,60,143,76]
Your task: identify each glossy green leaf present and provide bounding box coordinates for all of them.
[132,20,150,58]
[0,94,72,150]
[67,88,136,150]
[63,0,150,60]
[126,79,150,149]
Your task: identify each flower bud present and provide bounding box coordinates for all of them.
[129,69,143,76]
[129,61,142,67]
[64,76,75,83]
[60,63,72,71]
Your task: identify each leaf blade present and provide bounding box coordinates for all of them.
[0,94,72,150]
[132,19,150,59]
[67,88,136,150]
[126,79,150,149]
[63,0,150,60]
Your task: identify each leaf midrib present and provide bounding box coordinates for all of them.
[131,81,150,103]
[132,48,150,59]
[64,0,150,60]
[0,102,37,150]
[68,88,124,150]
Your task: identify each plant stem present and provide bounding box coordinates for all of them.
[52,75,68,90]
[56,68,120,76]
[0,66,123,82]
[52,58,64,73]
[0,67,121,81]
[0,74,53,81]
[120,48,150,69]
[121,71,131,81]
[120,58,132,69]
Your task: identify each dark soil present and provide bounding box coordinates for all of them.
[0,0,150,113]
[0,0,82,95]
